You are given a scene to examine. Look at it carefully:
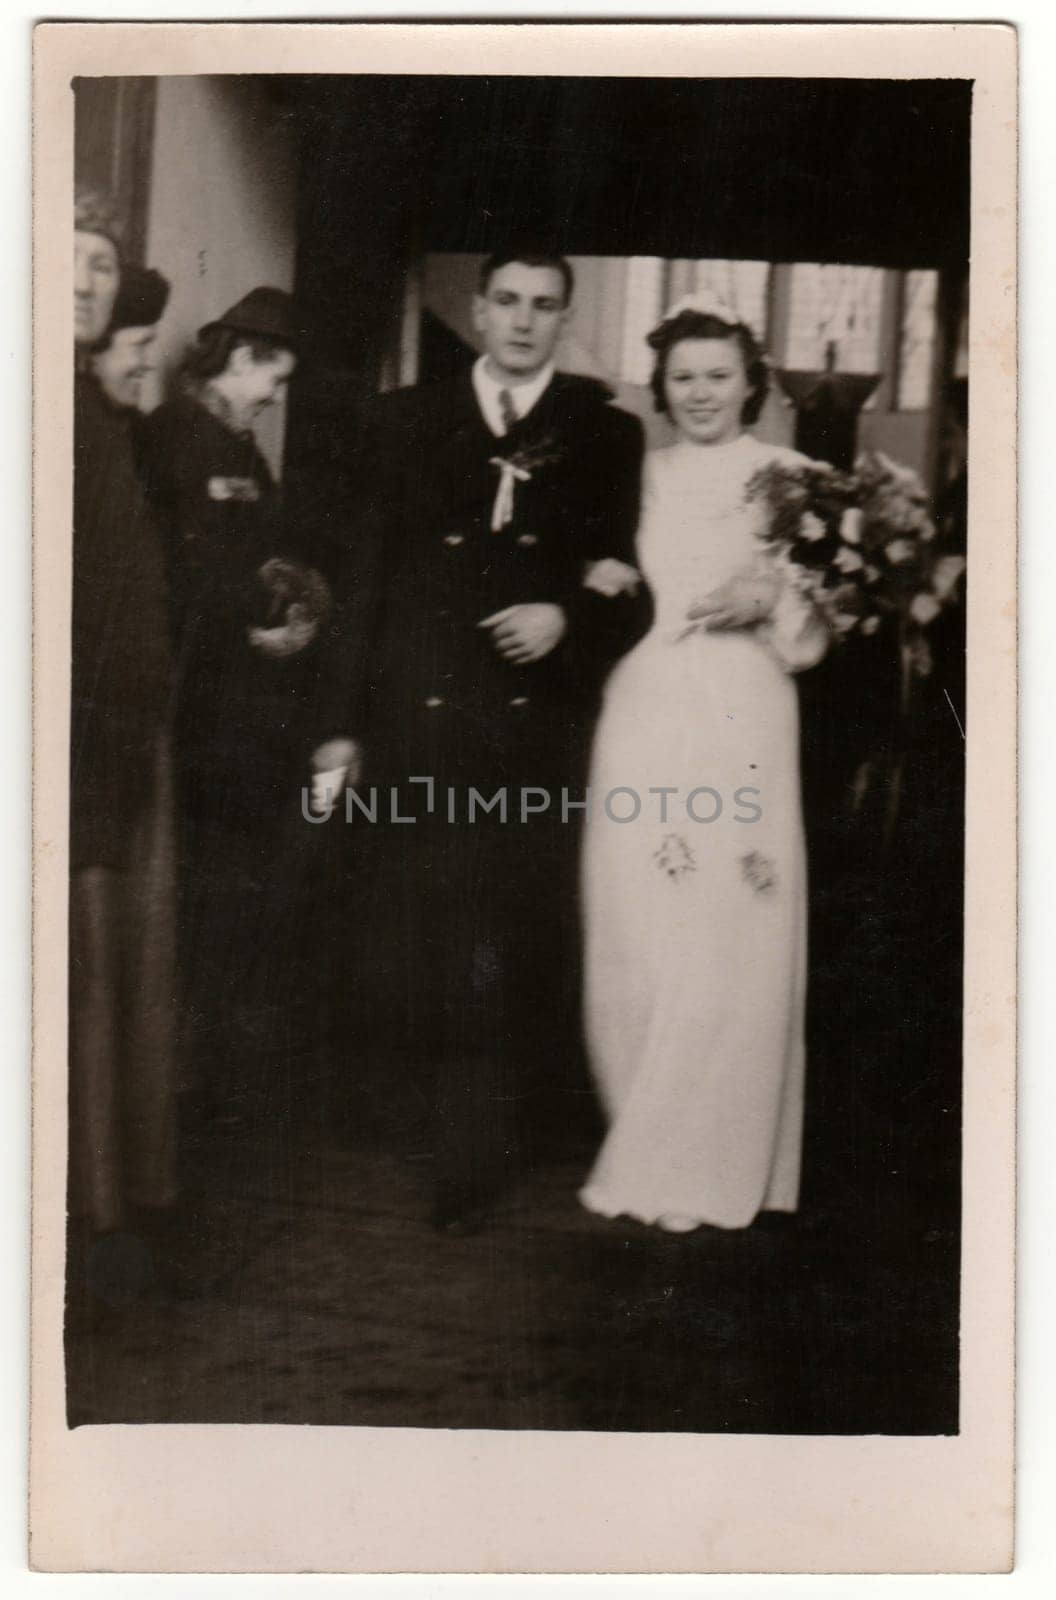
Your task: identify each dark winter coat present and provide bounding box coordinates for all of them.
[346,368,648,797]
[71,373,172,868]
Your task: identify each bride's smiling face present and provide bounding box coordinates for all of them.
[663,337,754,446]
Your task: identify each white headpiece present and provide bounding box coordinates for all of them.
[662,290,741,327]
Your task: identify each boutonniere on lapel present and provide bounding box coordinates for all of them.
[208,475,261,502]
[488,433,566,532]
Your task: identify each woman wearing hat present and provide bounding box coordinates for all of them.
[138,290,352,1145]
[70,191,179,1243]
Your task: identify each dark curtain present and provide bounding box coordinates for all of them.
[73,76,156,263]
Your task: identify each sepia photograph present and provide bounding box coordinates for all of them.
[30,19,1016,1576]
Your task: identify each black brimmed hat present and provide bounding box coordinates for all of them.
[198,287,299,349]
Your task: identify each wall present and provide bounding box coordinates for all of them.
[144,77,297,475]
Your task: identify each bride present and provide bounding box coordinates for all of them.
[579,296,830,1233]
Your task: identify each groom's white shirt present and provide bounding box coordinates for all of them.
[472,355,555,438]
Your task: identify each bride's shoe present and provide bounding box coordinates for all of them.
[657,1213,700,1234]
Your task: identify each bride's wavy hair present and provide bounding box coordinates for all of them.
[647,310,769,426]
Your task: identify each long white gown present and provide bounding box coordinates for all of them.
[580,432,829,1231]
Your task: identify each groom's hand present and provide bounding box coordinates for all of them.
[479,603,567,664]
[307,737,361,816]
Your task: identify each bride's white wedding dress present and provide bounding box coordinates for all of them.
[580,432,829,1231]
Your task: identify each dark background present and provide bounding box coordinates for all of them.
[279,75,971,385]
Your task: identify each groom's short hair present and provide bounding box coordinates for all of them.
[479,250,575,306]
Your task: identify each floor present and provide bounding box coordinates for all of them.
[65,1059,960,1436]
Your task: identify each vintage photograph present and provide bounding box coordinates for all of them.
[62,66,973,1437]
[29,19,1020,1574]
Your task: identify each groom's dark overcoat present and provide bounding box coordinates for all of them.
[340,367,647,1205]
[347,368,646,789]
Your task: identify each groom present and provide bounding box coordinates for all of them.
[343,250,647,1230]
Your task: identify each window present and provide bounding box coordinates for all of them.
[619,257,666,385]
[785,264,885,374]
[896,270,940,410]
[693,260,770,342]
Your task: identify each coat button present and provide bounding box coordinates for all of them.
[424,696,445,708]
[443,534,465,547]
[509,695,530,708]
[516,533,538,547]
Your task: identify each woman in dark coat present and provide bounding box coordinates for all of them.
[138,291,353,1141]
[69,192,178,1239]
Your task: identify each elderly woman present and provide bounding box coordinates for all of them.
[70,192,178,1241]
[91,263,170,412]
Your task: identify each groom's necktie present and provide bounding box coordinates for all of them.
[498,387,518,435]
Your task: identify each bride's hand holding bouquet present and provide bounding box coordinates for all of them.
[686,562,781,631]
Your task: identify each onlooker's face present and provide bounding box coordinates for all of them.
[75,229,120,346]
[224,344,296,426]
[92,325,158,409]
[472,263,570,382]
[663,337,754,446]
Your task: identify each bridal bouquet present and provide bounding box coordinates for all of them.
[746,451,965,678]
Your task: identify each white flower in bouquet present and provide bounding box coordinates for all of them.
[800,510,828,543]
[885,538,915,565]
[833,545,865,574]
[840,507,863,545]
[860,614,881,636]
[909,591,942,625]
[931,553,967,602]
[891,500,931,535]
[872,450,925,496]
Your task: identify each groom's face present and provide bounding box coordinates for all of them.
[472,262,570,382]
